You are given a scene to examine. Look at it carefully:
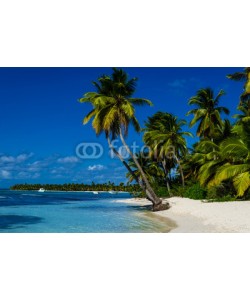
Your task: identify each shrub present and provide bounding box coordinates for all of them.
[207,183,238,201]
[207,184,228,200]
[183,183,206,200]
[155,186,170,197]
[243,189,250,200]
[207,195,237,202]
[172,185,187,197]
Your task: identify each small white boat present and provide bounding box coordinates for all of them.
[93,191,99,195]
[38,188,45,193]
[108,191,117,194]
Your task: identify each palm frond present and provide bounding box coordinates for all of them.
[213,164,250,186]
[233,172,250,197]
[129,98,153,106]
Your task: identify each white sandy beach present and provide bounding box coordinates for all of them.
[116,197,250,233]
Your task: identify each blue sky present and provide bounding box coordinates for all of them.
[0,67,244,188]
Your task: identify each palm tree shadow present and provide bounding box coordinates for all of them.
[0,215,43,230]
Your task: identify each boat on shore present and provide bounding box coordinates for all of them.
[93,191,99,195]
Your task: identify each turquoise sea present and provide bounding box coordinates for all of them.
[0,190,173,233]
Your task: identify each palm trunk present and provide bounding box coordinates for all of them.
[107,136,152,200]
[107,136,140,185]
[174,155,185,187]
[162,160,172,196]
[119,129,169,211]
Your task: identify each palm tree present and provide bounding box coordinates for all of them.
[79,68,169,211]
[208,139,250,197]
[196,122,250,197]
[233,102,250,124]
[187,88,229,140]
[193,140,223,186]
[227,68,250,106]
[144,112,192,187]
[126,152,165,184]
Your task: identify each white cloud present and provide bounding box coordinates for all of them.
[27,160,50,172]
[0,153,33,164]
[168,77,204,90]
[57,156,79,163]
[168,79,187,88]
[16,172,40,179]
[0,170,11,179]
[114,166,126,172]
[16,153,34,163]
[88,164,106,171]
[49,166,68,179]
[0,156,15,163]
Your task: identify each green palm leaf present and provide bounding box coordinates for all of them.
[233,172,250,197]
[213,164,250,186]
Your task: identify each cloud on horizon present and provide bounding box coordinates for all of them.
[0,152,126,185]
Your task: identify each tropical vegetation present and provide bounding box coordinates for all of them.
[10,182,140,193]
[77,67,250,207]
[13,67,250,208]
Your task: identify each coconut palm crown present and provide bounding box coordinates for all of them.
[79,68,152,140]
[186,88,229,139]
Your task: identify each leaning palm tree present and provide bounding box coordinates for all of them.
[144,112,192,187]
[79,68,169,211]
[227,68,250,106]
[187,88,229,140]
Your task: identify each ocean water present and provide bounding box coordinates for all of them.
[0,190,173,233]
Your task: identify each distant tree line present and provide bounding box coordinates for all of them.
[10,182,141,193]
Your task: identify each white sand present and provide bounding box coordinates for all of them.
[116,197,250,233]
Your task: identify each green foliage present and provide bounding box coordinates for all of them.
[183,183,207,200]
[143,112,192,187]
[207,195,237,202]
[187,88,229,139]
[172,185,187,197]
[79,68,152,139]
[207,185,223,199]
[206,184,235,200]
[154,185,170,198]
[126,153,164,184]
[227,68,250,104]
[10,183,140,193]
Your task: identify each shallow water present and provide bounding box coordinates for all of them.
[0,190,173,233]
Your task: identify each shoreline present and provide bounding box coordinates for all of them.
[5,190,130,193]
[115,197,250,233]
